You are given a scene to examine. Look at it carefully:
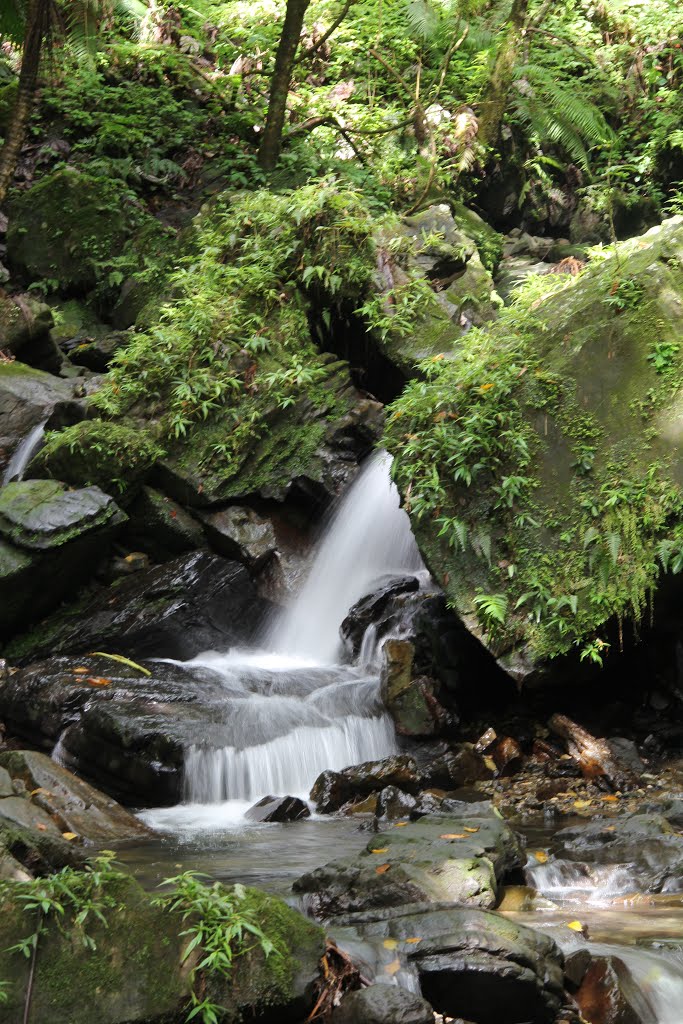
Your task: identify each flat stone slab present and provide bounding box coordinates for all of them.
[0,479,123,550]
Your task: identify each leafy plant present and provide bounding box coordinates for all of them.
[647,340,680,375]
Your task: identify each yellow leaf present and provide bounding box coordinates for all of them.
[371,847,389,854]
[431,353,445,362]
[602,795,619,802]
[72,667,88,674]
[383,939,398,950]
[464,826,480,833]
[393,822,409,827]
[405,937,421,945]
[375,863,391,875]
[384,958,401,976]
[86,676,112,687]
[533,850,549,864]
[440,833,466,839]
[573,799,592,810]
[479,382,495,392]
[567,920,584,932]
[483,755,496,771]
[89,652,152,677]
[62,832,77,841]
[30,787,47,796]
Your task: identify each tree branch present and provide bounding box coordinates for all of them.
[295,0,356,63]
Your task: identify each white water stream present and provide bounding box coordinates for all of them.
[143,451,423,829]
[1,419,47,486]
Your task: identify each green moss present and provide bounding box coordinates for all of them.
[386,217,683,667]
[31,420,164,500]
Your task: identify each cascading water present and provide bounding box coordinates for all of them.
[268,449,424,662]
[1,419,47,487]
[143,450,425,828]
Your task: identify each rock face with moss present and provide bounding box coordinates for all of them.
[0,872,324,1024]
[0,480,126,638]
[386,216,683,681]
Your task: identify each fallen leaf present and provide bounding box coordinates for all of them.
[440,833,466,839]
[72,667,88,674]
[533,850,549,864]
[479,382,495,392]
[30,787,48,796]
[405,937,421,945]
[375,864,391,875]
[483,755,496,772]
[62,832,77,841]
[36,824,47,832]
[464,826,480,833]
[382,939,398,950]
[371,847,389,854]
[393,822,409,828]
[573,799,592,810]
[383,958,401,976]
[86,676,112,687]
[602,795,619,802]
[567,920,584,932]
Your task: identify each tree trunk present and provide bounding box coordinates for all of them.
[477,0,529,153]
[0,0,50,206]
[257,0,311,171]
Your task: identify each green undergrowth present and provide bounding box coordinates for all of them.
[385,219,683,666]
[31,420,165,500]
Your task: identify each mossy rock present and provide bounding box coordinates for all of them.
[0,290,53,354]
[0,874,324,1024]
[385,216,683,679]
[6,168,163,296]
[30,420,165,501]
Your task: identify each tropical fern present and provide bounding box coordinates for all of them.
[511,64,615,168]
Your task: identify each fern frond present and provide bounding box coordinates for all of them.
[405,0,440,41]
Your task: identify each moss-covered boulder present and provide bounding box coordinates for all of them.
[0,480,126,638]
[0,871,324,1024]
[30,419,164,502]
[385,216,683,681]
[6,168,170,300]
[0,290,53,355]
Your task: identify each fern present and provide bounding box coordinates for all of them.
[511,65,615,169]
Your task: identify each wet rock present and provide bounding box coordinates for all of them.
[376,786,417,820]
[68,329,130,371]
[341,576,420,656]
[294,811,525,917]
[0,361,84,474]
[200,505,278,570]
[330,904,564,1024]
[0,876,324,1024]
[4,551,269,663]
[493,735,524,776]
[574,954,657,1024]
[0,750,151,844]
[0,481,127,639]
[311,756,420,815]
[420,747,492,790]
[331,985,434,1024]
[245,795,310,823]
[549,813,683,893]
[0,479,123,550]
[380,639,453,737]
[125,485,205,561]
[0,290,53,356]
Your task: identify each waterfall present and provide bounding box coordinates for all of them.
[2,419,47,487]
[147,451,425,824]
[268,449,424,663]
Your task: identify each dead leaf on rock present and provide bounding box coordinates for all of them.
[86,676,112,687]
[440,833,466,839]
[371,847,389,854]
[383,958,401,976]
[382,939,398,950]
[375,864,391,875]
[62,832,77,841]
[533,850,549,864]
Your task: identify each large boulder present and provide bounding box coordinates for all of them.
[329,905,565,1024]
[331,985,434,1024]
[0,875,324,1024]
[0,480,126,639]
[385,216,683,682]
[294,810,525,917]
[3,550,269,663]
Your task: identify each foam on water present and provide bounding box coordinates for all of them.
[2,419,47,486]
